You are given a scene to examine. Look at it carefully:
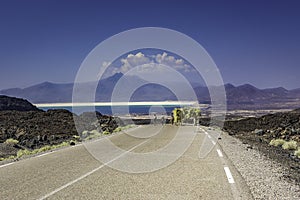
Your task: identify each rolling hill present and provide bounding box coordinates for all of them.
[1,73,300,110]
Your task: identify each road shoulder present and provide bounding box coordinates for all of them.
[218,130,300,199]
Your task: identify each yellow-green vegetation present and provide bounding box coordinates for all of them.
[52,141,70,149]
[282,140,298,150]
[1,140,75,161]
[172,107,201,125]
[182,107,201,120]
[85,130,102,140]
[270,139,298,151]
[84,125,136,141]
[80,125,136,141]
[103,131,110,135]
[8,155,15,160]
[294,148,300,158]
[72,135,80,140]
[17,149,32,158]
[113,127,122,132]
[35,145,52,153]
[172,108,183,125]
[113,125,135,133]
[81,130,89,138]
[4,138,19,145]
[269,139,286,147]
[0,155,16,161]
[1,125,136,162]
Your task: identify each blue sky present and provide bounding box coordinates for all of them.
[0,0,300,89]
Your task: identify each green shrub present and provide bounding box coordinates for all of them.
[125,125,134,129]
[38,145,52,153]
[72,135,80,140]
[8,155,15,160]
[113,125,135,133]
[0,155,17,160]
[90,130,100,135]
[282,140,298,150]
[31,149,40,154]
[113,127,122,132]
[85,130,102,140]
[17,149,32,158]
[2,140,77,160]
[4,138,19,145]
[57,142,69,148]
[103,131,110,135]
[52,143,63,149]
[294,148,300,158]
[81,130,89,138]
[269,139,286,147]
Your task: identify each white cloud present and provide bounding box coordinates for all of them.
[102,61,111,68]
[104,52,194,76]
[120,52,151,73]
[155,52,194,72]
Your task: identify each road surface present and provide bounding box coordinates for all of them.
[0,125,253,199]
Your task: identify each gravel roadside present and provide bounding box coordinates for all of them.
[218,131,300,199]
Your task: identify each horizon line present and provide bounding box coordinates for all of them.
[34,101,201,107]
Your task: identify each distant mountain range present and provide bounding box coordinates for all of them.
[1,73,300,110]
[195,83,300,110]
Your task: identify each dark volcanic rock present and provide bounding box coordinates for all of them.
[0,97,120,159]
[75,111,119,134]
[0,143,19,158]
[0,109,77,149]
[0,95,40,111]
[0,109,119,158]
[222,108,300,183]
[223,109,300,143]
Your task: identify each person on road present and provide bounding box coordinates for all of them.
[161,116,165,125]
[154,114,157,125]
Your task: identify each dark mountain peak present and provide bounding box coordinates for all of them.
[114,72,123,77]
[107,72,123,80]
[237,83,258,90]
[40,81,52,85]
[27,81,55,89]
[36,81,54,87]
[0,87,22,93]
[224,83,235,90]
[262,86,289,97]
[276,86,288,91]
[264,86,288,92]
[0,95,40,111]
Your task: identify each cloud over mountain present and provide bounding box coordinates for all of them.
[105,52,193,77]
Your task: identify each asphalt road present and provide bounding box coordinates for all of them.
[0,125,253,199]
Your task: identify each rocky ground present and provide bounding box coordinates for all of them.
[0,96,119,159]
[0,110,119,158]
[219,131,300,199]
[223,108,300,142]
[1,95,300,195]
[0,95,40,111]
[221,109,300,185]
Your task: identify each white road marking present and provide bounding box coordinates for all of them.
[207,135,211,139]
[224,166,235,183]
[0,162,13,168]
[211,140,216,145]
[38,139,149,200]
[204,131,208,135]
[36,152,53,158]
[1,126,143,168]
[216,149,223,157]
